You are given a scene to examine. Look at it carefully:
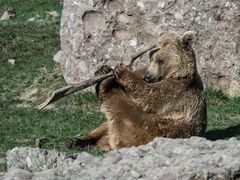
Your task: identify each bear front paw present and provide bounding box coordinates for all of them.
[95,65,112,76]
[114,64,132,81]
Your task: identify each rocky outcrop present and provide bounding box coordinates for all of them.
[55,0,240,96]
[3,137,240,179]
[6,147,74,172]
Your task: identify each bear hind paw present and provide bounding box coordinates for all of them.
[66,136,96,149]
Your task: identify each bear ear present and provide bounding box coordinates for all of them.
[149,48,160,59]
[180,31,194,48]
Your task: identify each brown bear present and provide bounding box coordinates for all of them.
[68,31,207,150]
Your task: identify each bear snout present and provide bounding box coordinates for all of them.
[144,73,153,83]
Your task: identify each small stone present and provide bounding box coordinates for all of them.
[137,2,145,10]
[225,2,230,8]
[47,11,59,17]
[174,12,183,20]
[28,17,36,22]
[213,9,223,21]
[35,137,47,148]
[228,80,240,97]
[27,15,40,22]
[129,39,137,46]
[158,2,165,9]
[78,61,88,73]
[192,7,197,11]
[0,8,15,21]
[8,59,15,65]
[53,51,63,63]
[229,137,237,141]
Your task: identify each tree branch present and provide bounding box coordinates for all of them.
[37,44,156,110]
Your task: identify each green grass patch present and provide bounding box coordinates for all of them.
[204,90,240,140]
[0,106,105,152]
[0,0,63,22]
[0,0,106,172]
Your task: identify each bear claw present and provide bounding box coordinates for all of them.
[95,65,112,76]
[114,64,131,81]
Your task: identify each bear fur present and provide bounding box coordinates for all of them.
[68,31,207,150]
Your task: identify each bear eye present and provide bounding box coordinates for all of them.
[158,60,164,65]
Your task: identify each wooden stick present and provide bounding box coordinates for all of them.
[37,44,156,110]
[37,73,113,110]
[127,44,156,67]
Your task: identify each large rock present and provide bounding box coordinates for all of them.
[6,147,74,172]
[3,137,240,179]
[56,0,240,96]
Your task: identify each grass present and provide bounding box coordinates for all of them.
[0,0,240,172]
[0,0,106,172]
[204,90,240,140]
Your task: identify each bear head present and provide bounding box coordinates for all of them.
[144,31,195,83]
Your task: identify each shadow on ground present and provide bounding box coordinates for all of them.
[205,124,240,140]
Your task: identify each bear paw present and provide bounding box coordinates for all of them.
[94,65,112,76]
[114,64,132,81]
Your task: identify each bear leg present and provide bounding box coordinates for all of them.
[101,92,153,149]
[96,135,111,151]
[67,122,109,149]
